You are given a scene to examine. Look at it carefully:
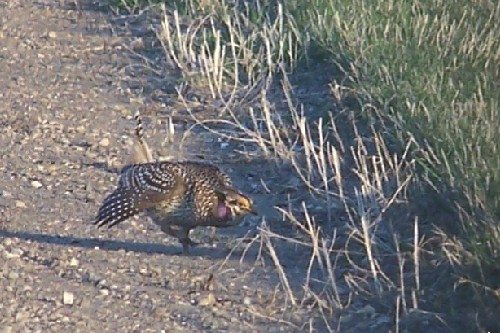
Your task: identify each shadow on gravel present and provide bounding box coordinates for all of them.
[34,0,109,14]
[0,228,234,258]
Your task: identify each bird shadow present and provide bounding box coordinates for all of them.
[0,228,239,259]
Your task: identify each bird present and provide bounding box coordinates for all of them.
[93,112,256,253]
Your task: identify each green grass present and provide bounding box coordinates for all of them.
[286,0,499,270]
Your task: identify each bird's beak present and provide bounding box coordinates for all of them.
[247,204,258,215]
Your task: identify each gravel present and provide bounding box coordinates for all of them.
[0,1,307,332]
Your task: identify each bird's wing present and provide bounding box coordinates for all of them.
[94,163,186,228]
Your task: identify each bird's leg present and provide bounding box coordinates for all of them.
[179,237,200,254]
[177,226,200,254]
[177,227,199,253]
[161,224,199,254]
[160,224,198,254]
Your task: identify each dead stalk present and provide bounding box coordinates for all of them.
[157,1,423,329]
[260,224,297,307]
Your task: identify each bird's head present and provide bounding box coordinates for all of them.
[214,188,257,223]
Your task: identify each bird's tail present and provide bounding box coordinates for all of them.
[131,110,154,164]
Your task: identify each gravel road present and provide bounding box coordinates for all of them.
[0,1,309,332]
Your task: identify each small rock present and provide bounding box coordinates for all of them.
[98,138,110,147]
[99,289,109,296]
[243,297,252,305]
[69,258,79,267]
[15,310,29,322]
[15,200,27,208]
[86,191,96,201]
[76,125,85,133]
[0,190,11,197]
[31,180,42,188]
[6,247,24,259]
[199,293,216,307]
[130,38,144,51]
[47,31,57,39]
[63,291,74,305]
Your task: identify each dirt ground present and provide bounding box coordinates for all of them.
[0,1,321,332]
[0,1,471,332]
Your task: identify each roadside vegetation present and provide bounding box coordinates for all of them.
[111,0,500,331]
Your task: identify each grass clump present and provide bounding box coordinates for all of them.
[289,0,500,278]
[112,0,499,330]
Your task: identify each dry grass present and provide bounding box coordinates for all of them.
[286,0,500,273]
[111,0,499,331]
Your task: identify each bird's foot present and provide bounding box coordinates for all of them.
[179,238,200,254]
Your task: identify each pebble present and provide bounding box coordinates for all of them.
[31,180,42,188]
[98,137,110,147]
[5,247,24,259]
[0,190,11,197]
[47,31,57,39]
[69,258,79,267]
[63,291,74,305]
[15,310,29,322]
[15,200,27,208]
[130,38,144,51]
[199,293,216,307]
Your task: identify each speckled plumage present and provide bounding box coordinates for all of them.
[94,113,256,253]
[96,161,229,226]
